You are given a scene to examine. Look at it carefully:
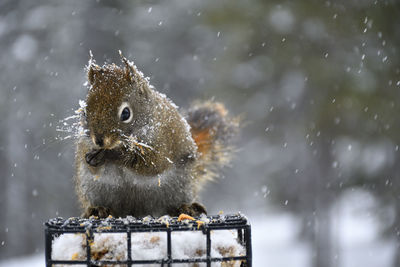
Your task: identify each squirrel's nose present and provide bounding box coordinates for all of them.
[95,135,104,147]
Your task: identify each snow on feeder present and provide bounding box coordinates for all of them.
[44,213,252,266]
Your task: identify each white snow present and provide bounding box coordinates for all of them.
[130,232,167,260]
[56,99,88,141]
[52,233,86,262]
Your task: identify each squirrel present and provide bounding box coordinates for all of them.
[74,51,238,218]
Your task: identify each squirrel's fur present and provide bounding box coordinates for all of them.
[74,51,238,218]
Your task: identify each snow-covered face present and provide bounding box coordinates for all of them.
[85,62,151,149]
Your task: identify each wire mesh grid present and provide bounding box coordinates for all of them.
[44,214,252,266]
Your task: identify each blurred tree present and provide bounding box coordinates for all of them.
[261,1,400,266]
[200,0,400,266]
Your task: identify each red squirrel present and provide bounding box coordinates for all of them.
[74,51,238,218]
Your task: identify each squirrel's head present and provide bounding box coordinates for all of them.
[84,51,152,149]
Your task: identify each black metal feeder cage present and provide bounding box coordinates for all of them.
[44,214,252,266]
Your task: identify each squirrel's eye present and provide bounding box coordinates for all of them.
[118,102,133,123]
[121,107,130,121]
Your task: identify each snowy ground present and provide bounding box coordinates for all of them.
[0,253,43,267]
[0,211,395,267]
[250,212,395,267]
[251,213,311,267]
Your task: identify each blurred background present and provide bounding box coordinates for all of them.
[0,0,399,266]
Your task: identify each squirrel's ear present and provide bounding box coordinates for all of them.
[87,50,100,85]
[119,50,134,83]
[118,50,150,96]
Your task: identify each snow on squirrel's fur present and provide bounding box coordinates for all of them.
[52,229,245,267]
[56,99,88,141]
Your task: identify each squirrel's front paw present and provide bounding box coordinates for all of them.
[82,206,113,218]
[175,202,207,217]
[85,149,105,167]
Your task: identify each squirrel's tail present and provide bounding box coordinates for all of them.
[186,100,239,185]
